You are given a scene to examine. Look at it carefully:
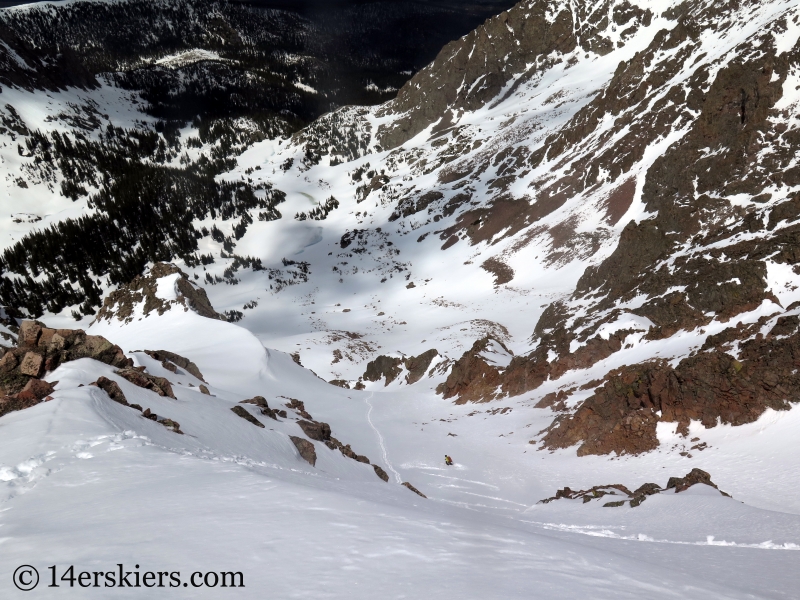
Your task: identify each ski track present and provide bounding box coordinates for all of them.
[522,521,800,550]
[365,392,402,483]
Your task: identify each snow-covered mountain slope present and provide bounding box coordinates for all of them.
[2,0,800,594]
[2,0,800,456]
[1,266,799,598]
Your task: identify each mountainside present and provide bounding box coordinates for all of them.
[1,1,800,597]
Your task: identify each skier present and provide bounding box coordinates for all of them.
[445,455,453,466]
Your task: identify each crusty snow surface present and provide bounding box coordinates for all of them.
[1,0,800,597]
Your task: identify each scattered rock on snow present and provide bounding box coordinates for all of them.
[401,482,427,498]
[115,367,176,399]
[240,396,278,420]
[143,349,206,382]
[538,469,729,508]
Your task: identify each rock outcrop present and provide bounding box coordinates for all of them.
[541,323,800,456]
[92,376,182,434]
[231,405,265,428]
[115,367,176,399]
[437,338,510,403]
[289,435,317,466]
[143,349,206,382]
[0,320,131,418]
[538,469,728,508]
[95,262,226,324]
[362,349,439,386]
[240,396,278,420]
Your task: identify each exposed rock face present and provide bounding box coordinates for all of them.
[666,468,728,495]
[91,376,183,433]
[95,263,226,324]
[404,349,439,385]
[115,367,176,399]
[437,338,509,403]
[541,323,800,456]
[285,398,312,419]
[362,355,402,385]
[362,349,439,386]
[539,469,728,508]
[289,435,317,466]
[231,405,265,428]
[377,0,582,149]
[406,2,800,463]
[143,349,205,382]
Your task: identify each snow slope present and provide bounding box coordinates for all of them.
[1,295,799,598]
[1,0,800,596]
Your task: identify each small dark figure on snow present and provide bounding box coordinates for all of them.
[445,455,453,466]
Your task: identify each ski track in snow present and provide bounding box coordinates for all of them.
[365,392,402,483]
[523,520,800,550]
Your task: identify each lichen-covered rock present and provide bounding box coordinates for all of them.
[18,351,44,377]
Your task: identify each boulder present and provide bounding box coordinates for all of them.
[372,464,389,482]
[95,376,128,405]
[297,420,332,442]
[18,320,43,348]
[19,352,44,377]
[289,436,317,466]
[401,482,427,498]
[16,378,55,403]
[230,405,265,428]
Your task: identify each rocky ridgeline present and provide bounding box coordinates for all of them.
[0,320,131,417]
[539,469,730,508]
